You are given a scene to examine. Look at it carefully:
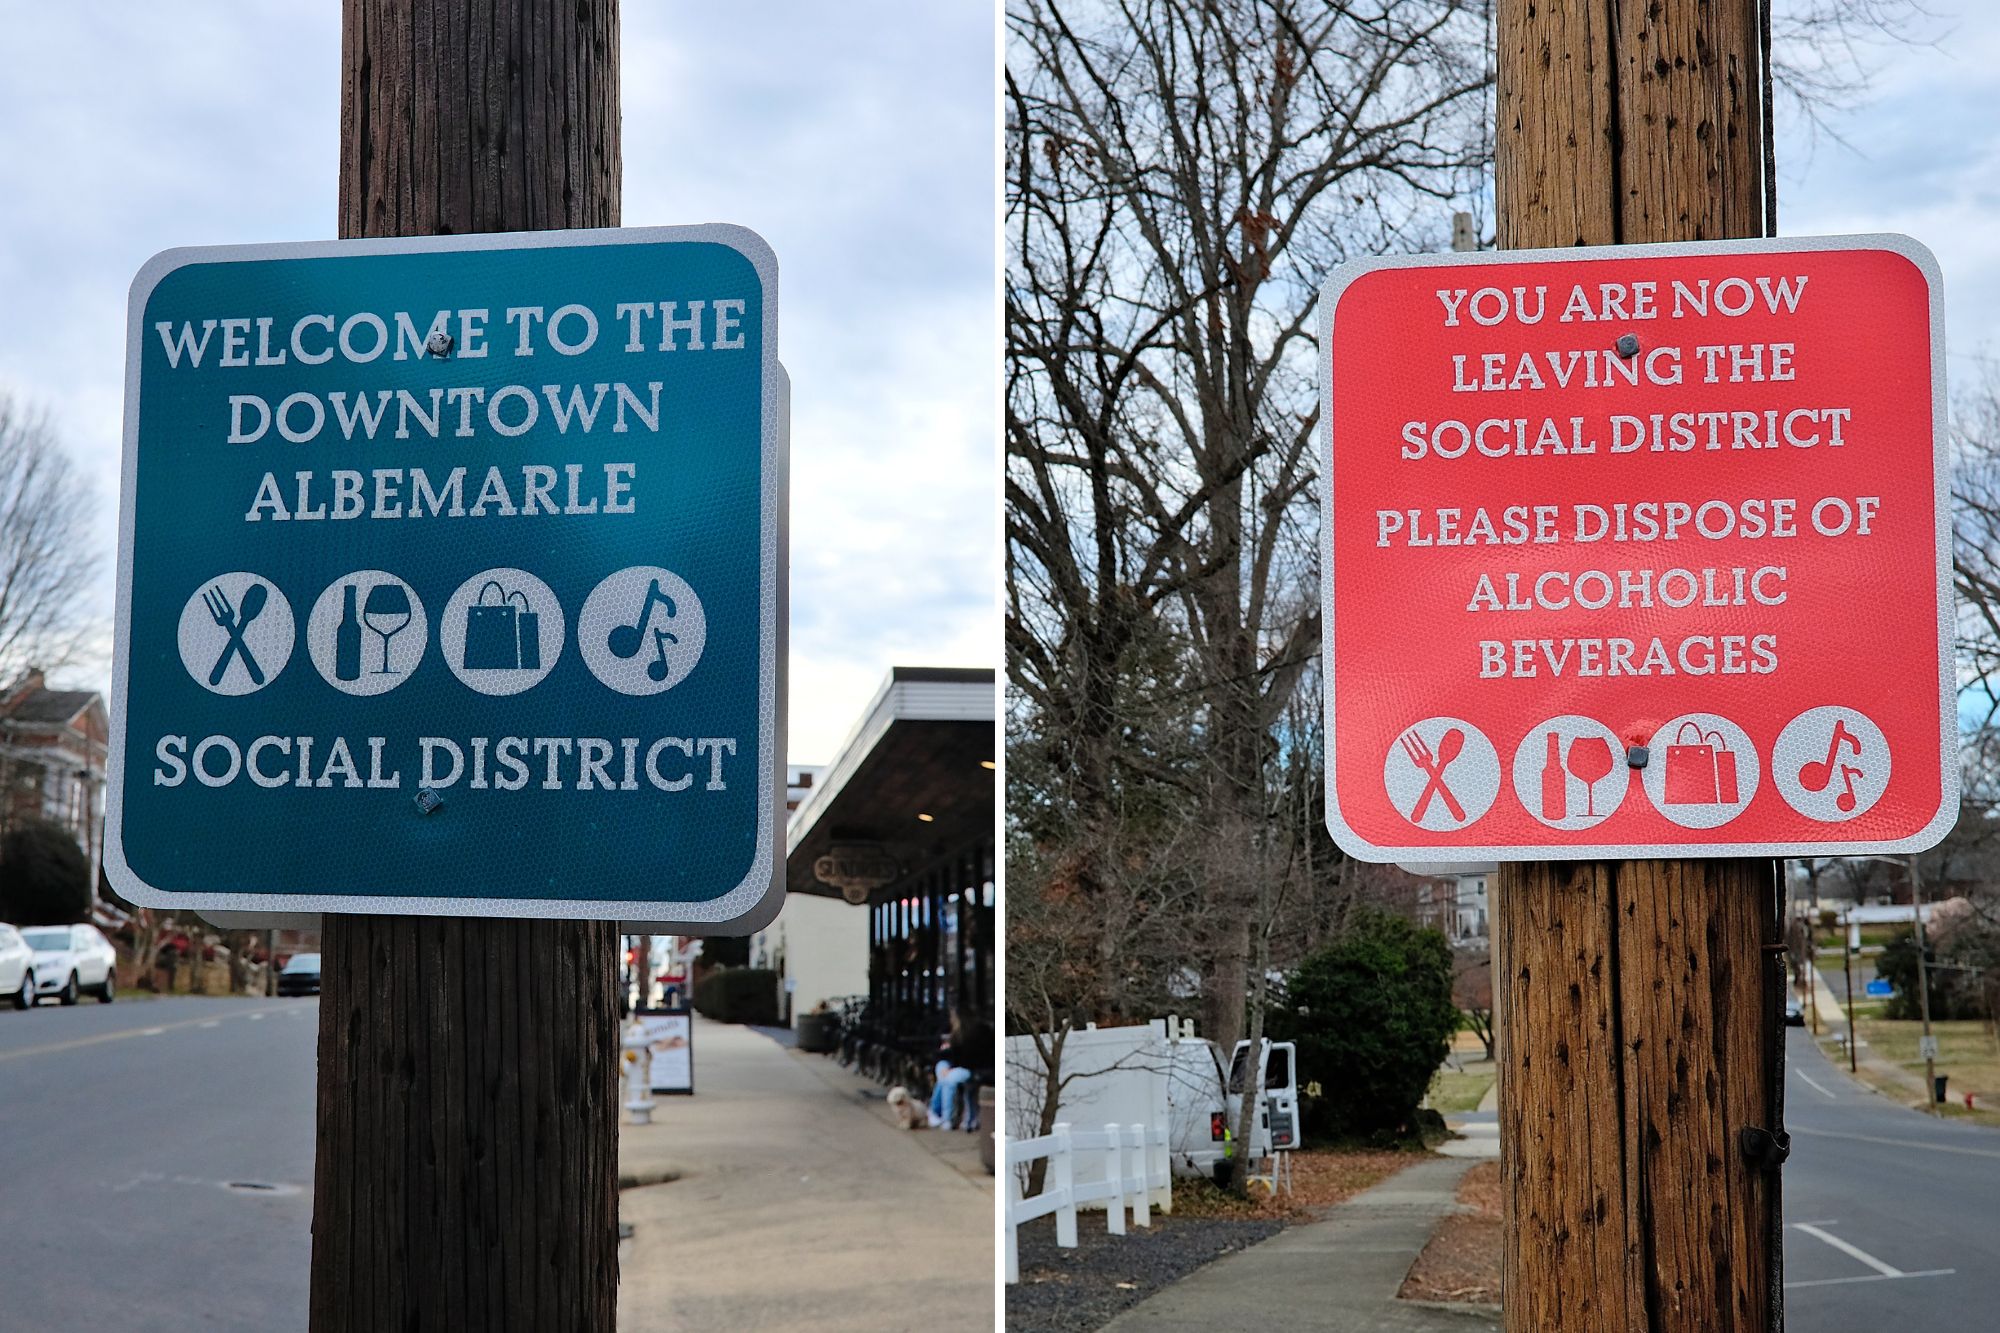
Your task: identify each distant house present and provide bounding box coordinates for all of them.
[1412,871,1489,948]
[0,669,108,896]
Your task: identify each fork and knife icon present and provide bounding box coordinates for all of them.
[202,581,270,686]
[1399,726,1467,823]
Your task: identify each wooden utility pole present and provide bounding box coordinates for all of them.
[311,3,623,1329]
[1493,3,1784,1331]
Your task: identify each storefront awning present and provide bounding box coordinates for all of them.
[785,667,993,900]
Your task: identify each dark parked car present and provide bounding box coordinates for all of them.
[277,952,322,996]
[1785,999,1805,1027]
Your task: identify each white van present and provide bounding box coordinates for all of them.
[1163,1033,1299,1180]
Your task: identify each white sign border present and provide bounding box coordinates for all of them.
[105,224,788,930]
[1317,232,1958,863]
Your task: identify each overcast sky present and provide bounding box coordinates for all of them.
[1778,6,2000,387]
[0,4,1989,764]
[0,3,996,766]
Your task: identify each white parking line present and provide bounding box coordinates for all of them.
[1794,1070,1837,1100]
[141,1027,164,1036]
[1786,1221,1957,1291]
[1786,1269,1955,1290]
[1792,1222,1902,1277]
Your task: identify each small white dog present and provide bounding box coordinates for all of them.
[886,1085,925,1130]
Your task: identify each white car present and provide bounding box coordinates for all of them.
[0,924,36,1010]
[21,923,117,1006]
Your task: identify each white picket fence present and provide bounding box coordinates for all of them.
[1003,1121,1172,1284]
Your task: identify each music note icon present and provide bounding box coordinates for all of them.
[608,579,677,660]
[581,566,708,696]
[1798,720,1863,811]
[1779,707,1888,823]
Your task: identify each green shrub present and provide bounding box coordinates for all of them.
[0,817,92,926]
[693,967,779,1025]
[1269,908,1459,1141]
[1878,927,1982,1021]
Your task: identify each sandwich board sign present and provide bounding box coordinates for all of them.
[107,225,787,928]
[1318,235,1954,862]
[634,1007,695,1094]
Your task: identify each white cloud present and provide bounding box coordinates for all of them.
[0,3,996,766]
[1779,5,2000,373]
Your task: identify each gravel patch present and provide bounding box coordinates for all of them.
[1006,1210,1285,1333]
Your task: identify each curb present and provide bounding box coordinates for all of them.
[618,1166,682,1190]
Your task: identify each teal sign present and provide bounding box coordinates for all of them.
[107,226,786,927]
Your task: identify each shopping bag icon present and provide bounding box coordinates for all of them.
[463,581,540,670]
[1664,722,1739,805]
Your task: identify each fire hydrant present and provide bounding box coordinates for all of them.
[621,1018,656,1125]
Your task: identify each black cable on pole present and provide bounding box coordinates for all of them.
[1761,0,1777,234]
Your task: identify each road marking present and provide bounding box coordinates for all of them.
[0,1006,294,1063]
[1790,1125,2000,1161]
[1785,1269,1955,1290]
[199,1021,220,1028]
[1792,1222,1902,1277]
[1793,1070,1837,1100]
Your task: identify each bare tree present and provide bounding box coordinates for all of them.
[1009,0,1491,1050]
[0,397,100,681]
[1770,0,1944,146]
[1006,0,1950,1195]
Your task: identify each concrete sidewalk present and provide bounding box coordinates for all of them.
[1100,1156,1498,1331]
[617,1017,993,1331]
[1802,960,1942,1105]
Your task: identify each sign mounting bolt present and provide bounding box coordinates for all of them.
[414,788,444,815]
[1615,332,1640,359]
[425,330,454,358]
[1626,745,1649,769]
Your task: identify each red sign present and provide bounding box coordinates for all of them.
[1320,236,1955,860]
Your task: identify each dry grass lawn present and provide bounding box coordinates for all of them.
[1173,1147,1424,1221]
[1398,1160,1501,1308]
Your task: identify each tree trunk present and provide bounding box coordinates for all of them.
[311,3,622,1329]
[1494,3,1783,1329]
[1225,917,1270,1195]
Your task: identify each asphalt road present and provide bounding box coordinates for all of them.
[0,993,320,1331]
[1784,1025,2000,1327]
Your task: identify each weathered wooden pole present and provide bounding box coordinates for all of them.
[1493,2,1784,1330]
[310,3,623,1329]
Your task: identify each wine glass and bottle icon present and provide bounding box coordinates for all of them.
[319,573,427,696]
[337,583,413,679]
[1533,723,1619,825]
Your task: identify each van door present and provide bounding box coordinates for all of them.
[1226,1039,1298,1156]
[1226,1039,1265,1156]
[1261,1041,1300,1151]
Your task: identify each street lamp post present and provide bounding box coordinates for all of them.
[1844,905,1858,1075]
[1790,861,1821,1036]
[1910,854,1940,1114]
[1845,852,1939,1109]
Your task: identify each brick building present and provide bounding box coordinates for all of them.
[0,669,109,896]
